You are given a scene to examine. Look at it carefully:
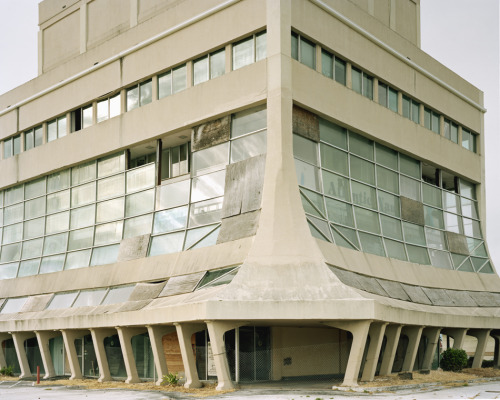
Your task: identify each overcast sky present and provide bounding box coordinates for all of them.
[0,0,499,267]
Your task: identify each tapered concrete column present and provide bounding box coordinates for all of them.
[206,321,246,390]
[0,333,11,369]
[90,328,116,382]
[490,331,500,368]
[147,325,175,385]
[175,323,206,389]
[378,324,402,376]
[35,331,61,379]
[442,328,468,349]
[468,329,492,368]
[361,322,387,382]
[401,326,424,372]
[420,328,441,371]
[61,330,88,380]
[116,327,147,384]
[11,332,36,378]
[325,320,372,387]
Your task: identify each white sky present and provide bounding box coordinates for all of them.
[0,0,499,268]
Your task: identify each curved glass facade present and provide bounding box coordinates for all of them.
[294,117,493,273]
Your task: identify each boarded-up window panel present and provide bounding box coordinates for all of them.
[217,210,260,244]
[158,272,205,297]
[192,116,230,152]
[222,154,265,218]
[128,281,166,301]
[401,196,425,225]
[292,106,319,142]
[446,231,469,255]
[162,331,183,374]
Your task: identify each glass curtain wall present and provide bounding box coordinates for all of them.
[293,117,493,273]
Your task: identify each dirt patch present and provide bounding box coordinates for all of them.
[360,368,500,388]
[36,379,232,397]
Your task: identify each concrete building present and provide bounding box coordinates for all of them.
[0,0,498,389]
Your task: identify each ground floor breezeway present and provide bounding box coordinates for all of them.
[0,321,498,389]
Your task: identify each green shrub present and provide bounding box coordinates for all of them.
[440,348,468,372]
[161,372,179,386]
[0,366,14,376]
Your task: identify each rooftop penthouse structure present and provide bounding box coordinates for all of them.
[0,0,497,388]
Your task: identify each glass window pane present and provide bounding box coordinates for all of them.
[425,227,447,250]
[47,292,77,310]
[378,82,387,106]
[299,37,315,69]
[47,169,70,193]
[322,170,350,201]
[190,227,220,249]
[231,106,267,138]
[47,120,57,142]
[399,154,420,178]
[90,245,119,266]
[47,189,70,213]
[71,182,96,207]
[109,94,120,118]
[233,36,253,70]
[424,205,444,229]
[354,207,380,234]
[139,80,152,106]
[349,133,373,160]
[321,50,333,78]
[332,224,359,249]
[24,217,45,239]
[72,161,96,185]
[25,130,34,151]
[301,187,326,217]
[388,88,398,112]
[325,198,354,227]
[319,119,347,149]
[94,221,123,245]
[231,130,267,163]
[22,238,43,259]
[431,112,440,134]
[68,227,94,251]
[0,243,21,262]
[451,123,458,143]
[411,101,420,124]
[255,31,266,61]
[461,197,478,219]
[291,32,298,60]
[43,232,68,255]
[445,212,462,234]
[189,197,223,228]
[380,214,403,240]
[295,159,320,192]
[210,49,225,79]
[172,64,187,93]
[358,232,385,256]
[320,144,348,175]
[192,142,229,176]
[191,170,226,202]
[352,68,362,94]
[459,180,476,199]
[423,184,442,208]
[57,117,67,138]
[376,166,399,194]
[25,178,46,199]
[65,250,91,270]
[363,74,373,99]
[158,71,172,99]
[125,189,155,217]
[126,164,155,193]
[400,176,421,201]
[18,259,40,277]
[443,192,460,214]
[70,204,96,229]
[293,134,317,165]
[463,217,482,238]
[384,239,407,261]
[4,203,24,225]
[403,222,426,246]
[34,126,43,147]
[350,156,375,184]
[153,206,188,234]
[97,99,108,123]
[334,58,346,85]
[123,213,153,238]
[184,225,217,249]
[1,296,27,312]
[402,96,410,118]
[3,223,23,244]
[4,185,23,206]
[97,174,125,200]
[406,245,430,265]
[46,211,70,234]
[96,197,124,223]
[149,231,184,256]
[73,289,107,308]
[98,153,125,178]
[101,285,134,305]
[157,179,190,210]
[40,254,65,274]
[424,108,431,129]
[193,56,209,85]
[82,106,93,128]
[127,86,139,111]
[351,181,377,209]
